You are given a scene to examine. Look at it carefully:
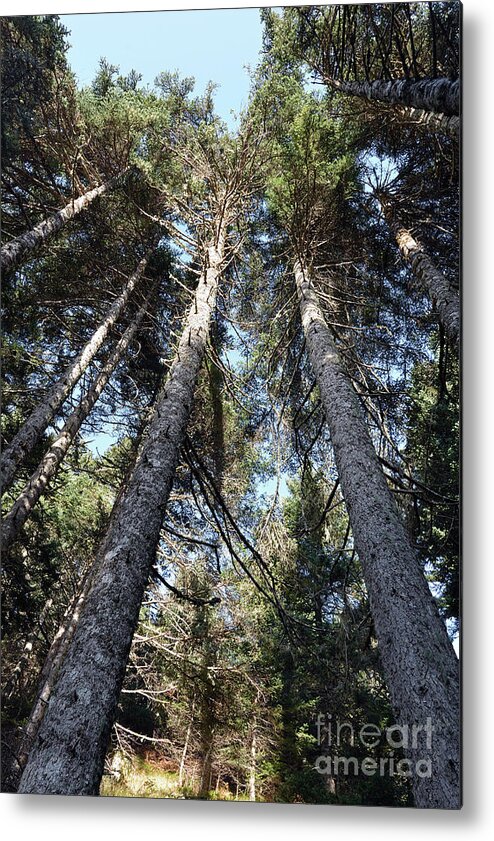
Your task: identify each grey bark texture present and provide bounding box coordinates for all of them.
[325,76,459,118]
[1,170,129,274]
[0,249,152,494]
[18,228,227,796]
[395,106,459,139]
[380,195,460,346]
[294,258,460,809]
[1,291,153,552]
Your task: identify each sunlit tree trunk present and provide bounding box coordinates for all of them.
[1,289,154,552]
[395,106,459,139]
[17,569,94,773]
[19,224,227,796]
[294,257,460,809]
[379,194,460,346]
[3,593,55,700]
[178,696,195,788]
[325,76,459,117]
[1,247,153,493]
[1,169,130,273]
[198,723,214,799]
[248,717,257,802]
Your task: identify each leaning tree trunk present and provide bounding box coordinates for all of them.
[1,246,154,494]
[395,105,459,139]
[248,715,257,802]
[3,592,56,700]
[325,77,459,138]
[1,169,130,274]
[1,289,155,552]
[18,226,227,796]
[379,193,460,346]
[17,569,95,774]
[294,258,460,809]
[178,695,196,788]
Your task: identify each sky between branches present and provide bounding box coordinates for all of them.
[61,8,263,128]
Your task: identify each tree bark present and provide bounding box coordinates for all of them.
[294,257,460,809]
[1,290,154,552]
[379,194,460,346]
[1,169,130,274]
[1,247,153,494]
[325,76,459,117]
[18,226,227,796]
[395,105,459,139]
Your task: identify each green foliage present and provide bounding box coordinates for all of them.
[406,348,460,623]
[1,15,69,164]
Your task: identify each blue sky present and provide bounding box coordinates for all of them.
[61,8,264,127]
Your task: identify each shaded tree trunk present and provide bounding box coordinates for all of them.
[18,226,227,796]
[17,569,94,773]
[198,702,214,799]
[1,169,130,274]
[207,348,225,483]
[379,193,460,346]
[294,257,460,809]
[279,645,298,785]
[1,289,155,552]
[1,246,154,493]
[3,593,56,700]
[197,603,216,800]
[325,76,459,117]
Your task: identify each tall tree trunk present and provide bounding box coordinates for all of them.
[325,76,459,116]
[198,715,214,799]
[379,193,460,346]
[1,289,154,552]
[197,603,216,800]
[294,258,460,809]
[207,348,225,483]
[17,569,95,774]
[3,593,55,700]
[178,696,195,788]
[248,716,257,802]
[1,247,153,493]
[279,644,298,784]
[1,169,130,274]
[18,226,227,796]
[395,105,459,139]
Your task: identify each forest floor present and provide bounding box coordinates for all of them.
[99,752,250,801]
